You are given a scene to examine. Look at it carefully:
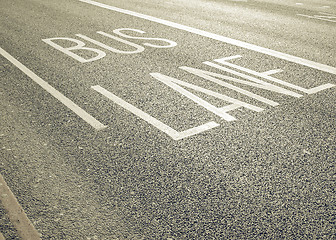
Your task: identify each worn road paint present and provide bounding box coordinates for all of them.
[0,174,42,240]
[297,13,336,23]
[0,47,107,130]
[79,0,336,74]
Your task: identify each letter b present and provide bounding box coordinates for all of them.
[42,37,106,63]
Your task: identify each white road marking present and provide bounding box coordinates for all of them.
[152,72,265,113]
[42,37,106,63]
[0,174,42,240]
[297,13,336,23]
[179,66,279,106]
[262,69,283,75]
[313,13,336,19]
[76,32,145,54]
[219,104,240,112]
[0,47,107,130]
[91,85,219,140]
[318,12,335,16]
[44,28,177,62]
[213,56,335,94]
[79,0,336,75]
[151,73,238,121]
[205,60,303,97]
[112,28,178,48]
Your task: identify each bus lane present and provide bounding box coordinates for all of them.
[5,0,332,141]
[1,0,336,238]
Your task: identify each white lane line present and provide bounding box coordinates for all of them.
[297,14,336,23]
[0,47,107,130]
[79,0,336,75]
[0,174,42,240]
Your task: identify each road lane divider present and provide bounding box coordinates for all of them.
[79,0,336,75]
[0,47,107,130]
[0,174,41,240]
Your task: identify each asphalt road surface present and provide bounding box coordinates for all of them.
[1,0,335,239]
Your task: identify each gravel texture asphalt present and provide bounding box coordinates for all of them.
[1,0,335,239]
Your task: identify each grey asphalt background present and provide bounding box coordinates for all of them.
[1,0,335,239]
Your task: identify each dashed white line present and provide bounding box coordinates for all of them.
[0,47,107,130]
[79,0,336,75]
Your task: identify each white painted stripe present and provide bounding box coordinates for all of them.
[219,104,240,112]
[174,122,220,140]
[297,14,336,23]
[92,85,219,140]
[262,69,283,75]
[0,174,42,240]
[313,15,336,19]
[0,47,107,130]
[79,0,336,75]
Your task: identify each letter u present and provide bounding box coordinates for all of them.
[76,32,145,54]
